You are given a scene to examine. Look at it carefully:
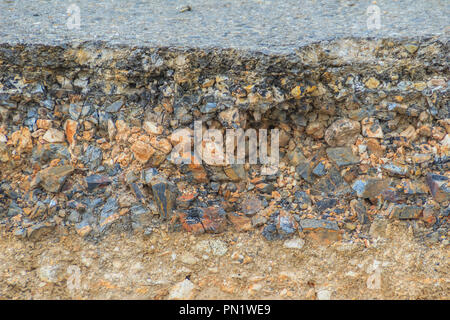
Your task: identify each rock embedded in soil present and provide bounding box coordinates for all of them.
[149,176,178,220]
[324,119,360,147]
[168,279,195,300]
[426,173,450,203]
[326,147,360,168]
[0,36,447,249]
[31,165,74,193]
[389,204,423,220]
[283,237,305,249]
[352,178,391,199]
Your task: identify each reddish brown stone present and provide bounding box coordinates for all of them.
[179,207,226,234]
[201,207,227,233]
[240,195,263,217]
[426,173,450,203]
[422,207,437,226]
[176,192,197,209]
[227,212,252,232]
[188,163,209,183]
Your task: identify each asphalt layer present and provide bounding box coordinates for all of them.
[0,0,449,53]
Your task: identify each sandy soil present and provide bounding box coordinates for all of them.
[0,219,448,300]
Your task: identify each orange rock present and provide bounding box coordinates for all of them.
[9,127,33,154]
[64,119,78,146]
[306,122,324,139]
[366,138,384,157]
[36,119,52,130]
[149,136,172,154]
[188,163,209,183]
[131,140,155,163]
[306,230,342,245]
[115,119,130,143]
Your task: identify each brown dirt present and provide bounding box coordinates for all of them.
[0,220,448,300]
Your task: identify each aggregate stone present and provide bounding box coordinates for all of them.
[99,197,119,228]
[283,237,305,250]
[82,145,103,171]
[32,165,74,193]
[324,119,360,147]
[316,198,337,211]
[382,163,409,177]
[294,191,312,208]
[299,219,339,231]
[150,176,178,220]
[106,100,124,113]
[85,175,112,192]
[194,239,228,257]
[326,147,360,168]
[390,205,423,220]
[168,279,195,300]
[0,2,448,248]
[426,173,450,203]
[352,178,390,199]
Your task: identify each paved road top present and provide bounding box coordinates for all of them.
[0,0,448,53]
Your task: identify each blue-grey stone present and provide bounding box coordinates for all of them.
[85,174,111,191]
[299,219,339,231]
[316,198,337,211]
[294,191,311,207]
[99,197,118,225]
[106,100,123,113]
[312,161,327,177]
[200,102,218,113]
[326,147,359,167]
[83,145,103,171]
[69,103,82,120]
[382,163,408,176]
[352,178,390,198]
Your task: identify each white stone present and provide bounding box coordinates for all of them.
[180,252,199,265]
[39,265,62,283]
[283,237,305,249]
[317,289,332,300]
[43,128,65,143]
[195,240,228,256]
[168,279,195,300]
[441,134,449,147]
[143,121,163,135]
